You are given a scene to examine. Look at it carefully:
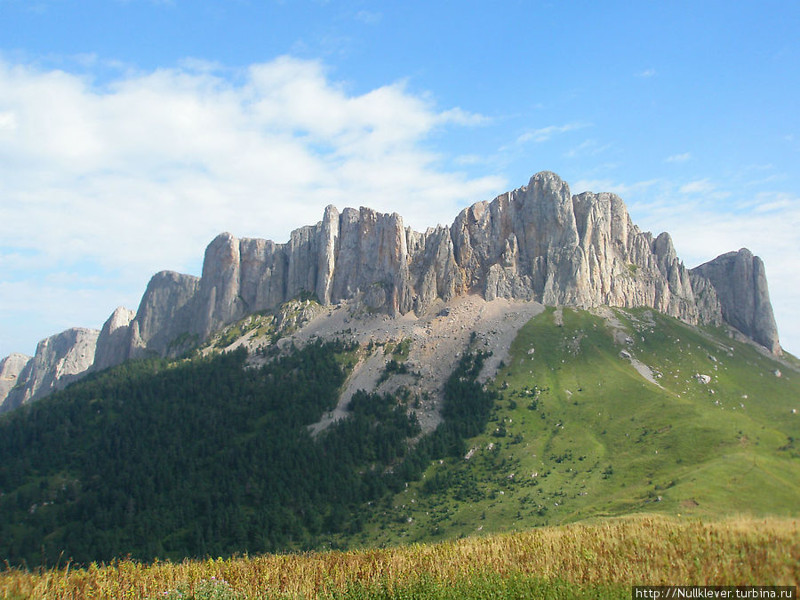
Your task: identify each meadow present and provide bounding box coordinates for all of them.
[2,307,798,598]
[359,307,800,546]
[1,514,797,599]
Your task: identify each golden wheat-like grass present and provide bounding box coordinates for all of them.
[1,514,797,599]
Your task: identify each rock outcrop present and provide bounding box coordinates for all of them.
[691,249,780,354]
[93,307,136,371]
[0,328,99,412]
[0,171,783,411]
[449,176,705,322]
[0,353,31,412]
[127,271,201,358]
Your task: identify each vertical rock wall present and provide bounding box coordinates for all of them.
[0,171,782,410]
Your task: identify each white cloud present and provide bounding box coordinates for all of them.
[571,178,660,198]
[0,55,505,356]
[665,152,691,163]
[0,111,17,130]
[678,178,731,200]
[516,122,586,144]
[565,139,612,158]
[355,10,382,24]
[679,179,716,194]
[637,68,656,78]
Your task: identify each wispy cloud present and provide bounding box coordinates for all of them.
[355,10,381,24]
[515,122,587,144]
[665,152,691,163]
[565,139,612,158]
[571,178,660,198]
[636,68,656,78]
[0,111,16,131]
[679,179,716,194]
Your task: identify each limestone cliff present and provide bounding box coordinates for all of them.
[691,249,780,354]
[0,171,783,410]
[0,353,31,412]
[127,270,201,357]
[0,328,99,412]
[109,171,769,361]
[93,307,136,371]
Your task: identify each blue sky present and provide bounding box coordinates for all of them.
[1,0,798,357]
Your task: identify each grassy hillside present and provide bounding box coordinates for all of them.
[357,307,800,546]
[1,515,797,599]
[2,302,798,573]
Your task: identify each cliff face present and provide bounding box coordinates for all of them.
[691,249,780,354]
[449,175,705,323]
[93,307,136,371]
[0,353,31,411]
[128,271,201,358]
[0,171,782,411]
[0,328,99,412]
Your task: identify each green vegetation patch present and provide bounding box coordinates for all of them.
[363,306,800,545]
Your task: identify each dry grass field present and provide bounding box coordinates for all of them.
[1,515,797,599]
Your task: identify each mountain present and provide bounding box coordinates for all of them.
[0,167,797,565]
[0,171,783,412]
[356,306,800,547]
[0,300,797,566]
[0,329,98,413]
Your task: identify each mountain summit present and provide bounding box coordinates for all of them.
[0,171,781,412]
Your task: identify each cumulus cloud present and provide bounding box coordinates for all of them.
[0,55,504,356]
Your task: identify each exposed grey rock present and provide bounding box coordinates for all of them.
[0,353,31,412]
[1,328,99,412]
[0,170,783,410]
[92,306,135,371]
[85,172,789,363]
[691,249,780,354]
[195,233,247,340]
[688,271,723,327]
[128,270,200,358]
[239,237,288,313]
[449,173,703,321]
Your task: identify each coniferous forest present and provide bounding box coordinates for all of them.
[0,342,495,567]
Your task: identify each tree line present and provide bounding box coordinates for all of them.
[0,343,497,567]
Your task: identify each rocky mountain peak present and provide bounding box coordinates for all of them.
[0,328,99,412]
[690,248,780,355]
[93,306,135,371]
[0,353,31,408]
[0,171,784,411]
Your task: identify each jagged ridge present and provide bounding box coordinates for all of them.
[0,172,781,411]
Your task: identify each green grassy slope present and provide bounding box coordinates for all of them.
[358,307,800,546]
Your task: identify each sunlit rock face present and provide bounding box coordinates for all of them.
[0,328,99,412]
[0,171,782,410]
[691,248,781,355]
